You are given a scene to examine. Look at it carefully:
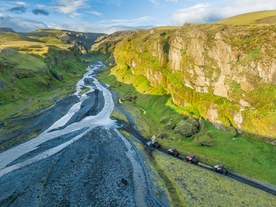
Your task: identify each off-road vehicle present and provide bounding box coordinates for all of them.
[213,164,228,175]
[167,148,179,157]
[147,140,160,149]
[185,155,198,165]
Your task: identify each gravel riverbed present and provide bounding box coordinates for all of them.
[0,62,166,207]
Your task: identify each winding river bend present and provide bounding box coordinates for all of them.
[0,62,163,207]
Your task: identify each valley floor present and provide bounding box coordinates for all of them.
[0,63,275,207]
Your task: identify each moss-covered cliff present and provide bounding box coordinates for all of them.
[113,24,276,142]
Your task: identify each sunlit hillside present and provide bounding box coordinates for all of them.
[216,10,276,24]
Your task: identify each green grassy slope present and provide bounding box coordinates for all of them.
[95,18,276,185]
[0,29,104,121]
[216,10,276,24]
[90,30,137,64]
[26,29,104,52]
[98,68,276,185]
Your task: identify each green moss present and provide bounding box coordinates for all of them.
[110,107,129,123]
[153,150,276,206]
[98,65,276,185]
[79,87,90,95]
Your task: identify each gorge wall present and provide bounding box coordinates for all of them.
[113,24,276,142]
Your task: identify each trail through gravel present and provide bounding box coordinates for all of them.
[0,62,165,207]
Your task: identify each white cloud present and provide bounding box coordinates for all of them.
[171,0,276,25]
[149,0,178,6]
[171,4,210,25]
[149,0,160,6]
[97,0,122,6]
[47,21,152,34]
[165,0,178,2]
[37,4,46,8]
[46,16,154,34]
[103,16,153,27]
[15,2,27,5]
[0,10,48,32]
[86,10,103,17]
[50,0,89,15]
[69,12,84,18]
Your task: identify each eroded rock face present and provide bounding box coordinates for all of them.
[114,24,276,139]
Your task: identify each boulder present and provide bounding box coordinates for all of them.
[55,73,63,81]
[186,116,199,128]
[174,120,198,137]
[192,135,216,147]
[165,120,175,130]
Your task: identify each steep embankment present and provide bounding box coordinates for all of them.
[0,29,104,121]
[112,24,276,142]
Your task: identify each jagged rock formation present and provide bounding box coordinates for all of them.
[113,24,276,142]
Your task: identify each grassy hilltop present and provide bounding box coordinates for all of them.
[216,10,276,24]
[0,29,104,121]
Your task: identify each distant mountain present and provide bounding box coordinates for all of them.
[25,29,105,52]
[0,28,16,33]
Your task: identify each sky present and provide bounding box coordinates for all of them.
[0,0,276,34]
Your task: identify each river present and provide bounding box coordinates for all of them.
[0,62,165,207]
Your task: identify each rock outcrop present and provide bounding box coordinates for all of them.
[113,24,276,140]
[174,120,198,137]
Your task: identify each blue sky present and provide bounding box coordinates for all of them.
[0,0,275,33]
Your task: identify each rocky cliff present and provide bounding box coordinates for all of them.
[113,24,276,142]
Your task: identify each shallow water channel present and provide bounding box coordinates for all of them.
[0,62,163,207]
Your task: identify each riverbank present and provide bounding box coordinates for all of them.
[108,88,276,206]
[98,66,273,206]
[0,63,165,206]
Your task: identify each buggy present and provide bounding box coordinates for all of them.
[213,164,228,175]
[185,155,198,165]
[147,140,160,149]
[167,148,179,157]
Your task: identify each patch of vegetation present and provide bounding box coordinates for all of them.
[110,107,129,123]
[98,68,276,185]
[120,115,276,206]
[79,87,90,95]
[0,29,93,121]
[152,150,276,206]
[216,10,276,24]
[232,81,241,89]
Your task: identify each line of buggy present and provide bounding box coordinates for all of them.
[146,140,228,175]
